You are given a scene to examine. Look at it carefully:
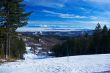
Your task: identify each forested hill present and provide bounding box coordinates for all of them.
[51,24,110,57]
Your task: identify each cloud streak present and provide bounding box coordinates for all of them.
[43,10,87,19]
[83,0,110,4]
[17,20,110,32]
[24,0,67,8]
[43,10,97,19]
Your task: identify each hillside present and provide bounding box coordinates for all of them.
[0,47,110,73]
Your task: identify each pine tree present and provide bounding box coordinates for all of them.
[108,29,110,52]
[92,23,102,54]
[0,0,31,59]
[101,25,108,53]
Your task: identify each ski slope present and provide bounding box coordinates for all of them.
[0,47,110,73]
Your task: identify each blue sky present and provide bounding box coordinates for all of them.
[19,0,110,31]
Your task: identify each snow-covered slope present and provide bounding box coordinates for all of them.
[0,47,110,73]
[24,47,49,59]
[23,47,38,60]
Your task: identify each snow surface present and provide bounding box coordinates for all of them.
[24,47,49,59]
[0,47,110,73]
[23,47,38,60]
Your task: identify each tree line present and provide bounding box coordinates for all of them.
[51,23,110,57]
[0,0,31,60]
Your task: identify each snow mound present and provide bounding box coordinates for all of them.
[23,47,38,60]
[23,47,49,60]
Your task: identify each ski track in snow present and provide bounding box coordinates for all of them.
[0,47,110,73]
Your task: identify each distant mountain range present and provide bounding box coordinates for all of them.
[17,27,94,37]
[16,26,93,32]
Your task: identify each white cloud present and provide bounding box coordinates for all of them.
[24,0,66,8]
[77,20,110,28]
[43,10,88,19]
[28,20,71,25]
[17,20,110,32]
[103,11,110,16]
[43,10,99,19]
[28,20,110,26]
[90,16,98,19]
[43,10,61,15]
[83,0,110,4]
[60,14,87,18]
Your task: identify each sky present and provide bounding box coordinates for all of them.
[18,0,110,31]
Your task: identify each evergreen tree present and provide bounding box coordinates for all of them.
[91,23,102,54]
[108,29,110,52]
[101,25,109,53]
[51,24,110,57]
[0,0,31,59]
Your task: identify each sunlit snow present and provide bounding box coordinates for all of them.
[0,47,110,73]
